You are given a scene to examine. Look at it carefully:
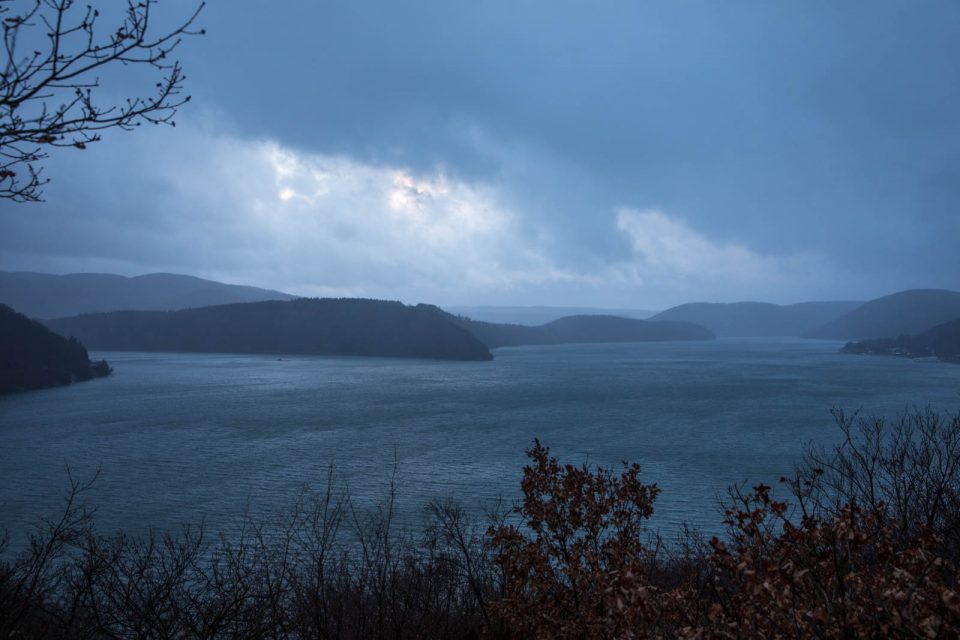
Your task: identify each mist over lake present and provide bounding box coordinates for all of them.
[3,338,959,548]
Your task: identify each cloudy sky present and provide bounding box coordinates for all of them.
[1,0,958,308]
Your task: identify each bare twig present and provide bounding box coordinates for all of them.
[0,0,204,201]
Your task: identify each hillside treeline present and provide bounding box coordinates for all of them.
[0,304,110,394]
[46,299,494,362]
[842,318,960,364]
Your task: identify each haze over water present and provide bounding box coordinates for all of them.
[2,338,959,549]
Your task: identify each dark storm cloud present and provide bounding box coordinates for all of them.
[1,0,957,306]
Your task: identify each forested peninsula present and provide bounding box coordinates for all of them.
[0,304,111,394]
[46,298,494,362]
[841,318,960,364]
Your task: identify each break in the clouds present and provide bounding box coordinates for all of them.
[1,0,958,308]
[0,123,586,301]
[2,123,820,305]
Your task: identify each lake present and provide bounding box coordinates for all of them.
[2,338,959,548]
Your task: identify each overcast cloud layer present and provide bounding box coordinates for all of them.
[1,0,958,308]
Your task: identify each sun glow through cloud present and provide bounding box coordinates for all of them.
[3,121,853,307]
[149,132,587,301]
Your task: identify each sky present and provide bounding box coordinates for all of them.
[1,0,958,309]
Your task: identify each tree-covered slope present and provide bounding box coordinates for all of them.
[841,318,960,363]
[0,304,111,394]
[0,271,296,319]
[804,289,960,340]
[45,298,493,361]
[650,300,861,337]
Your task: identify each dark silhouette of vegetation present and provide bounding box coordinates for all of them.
[46,298,494,361]
[842,318,960,364]
[0,0,204,201]
[651,300,862,337]
[2,407,958,637]
[804,289,960,341]
[0,466,504,639]
[0,303,110,394]
[0,270,296,319]
[488,440,662,637]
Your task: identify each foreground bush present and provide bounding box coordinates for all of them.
[488,440,666,637]
[700,486,958,638]
[2,408,959,638]
[0,469,498,639]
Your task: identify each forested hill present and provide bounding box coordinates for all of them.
[804,289,960,340]
[45,299,493,361]
[431,309,715,348]
[841,318,960,364]
[0,304,111,394]
[650,301,861,337]
[0,271,295,319]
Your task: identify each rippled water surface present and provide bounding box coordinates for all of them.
[2,339,959,544]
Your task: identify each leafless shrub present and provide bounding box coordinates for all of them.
[796,407,960,557]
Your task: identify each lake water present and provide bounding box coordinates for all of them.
[2,339,959,548]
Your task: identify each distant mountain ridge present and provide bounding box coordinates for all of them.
[433,309,715,347]
[650,300,862,337]
[1,304,111,394]
[46,298,494,362]
[0,271,296,319]
[804,289,960,340]
[445,305,657,326]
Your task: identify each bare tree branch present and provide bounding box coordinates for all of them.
[0,0,204,202]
